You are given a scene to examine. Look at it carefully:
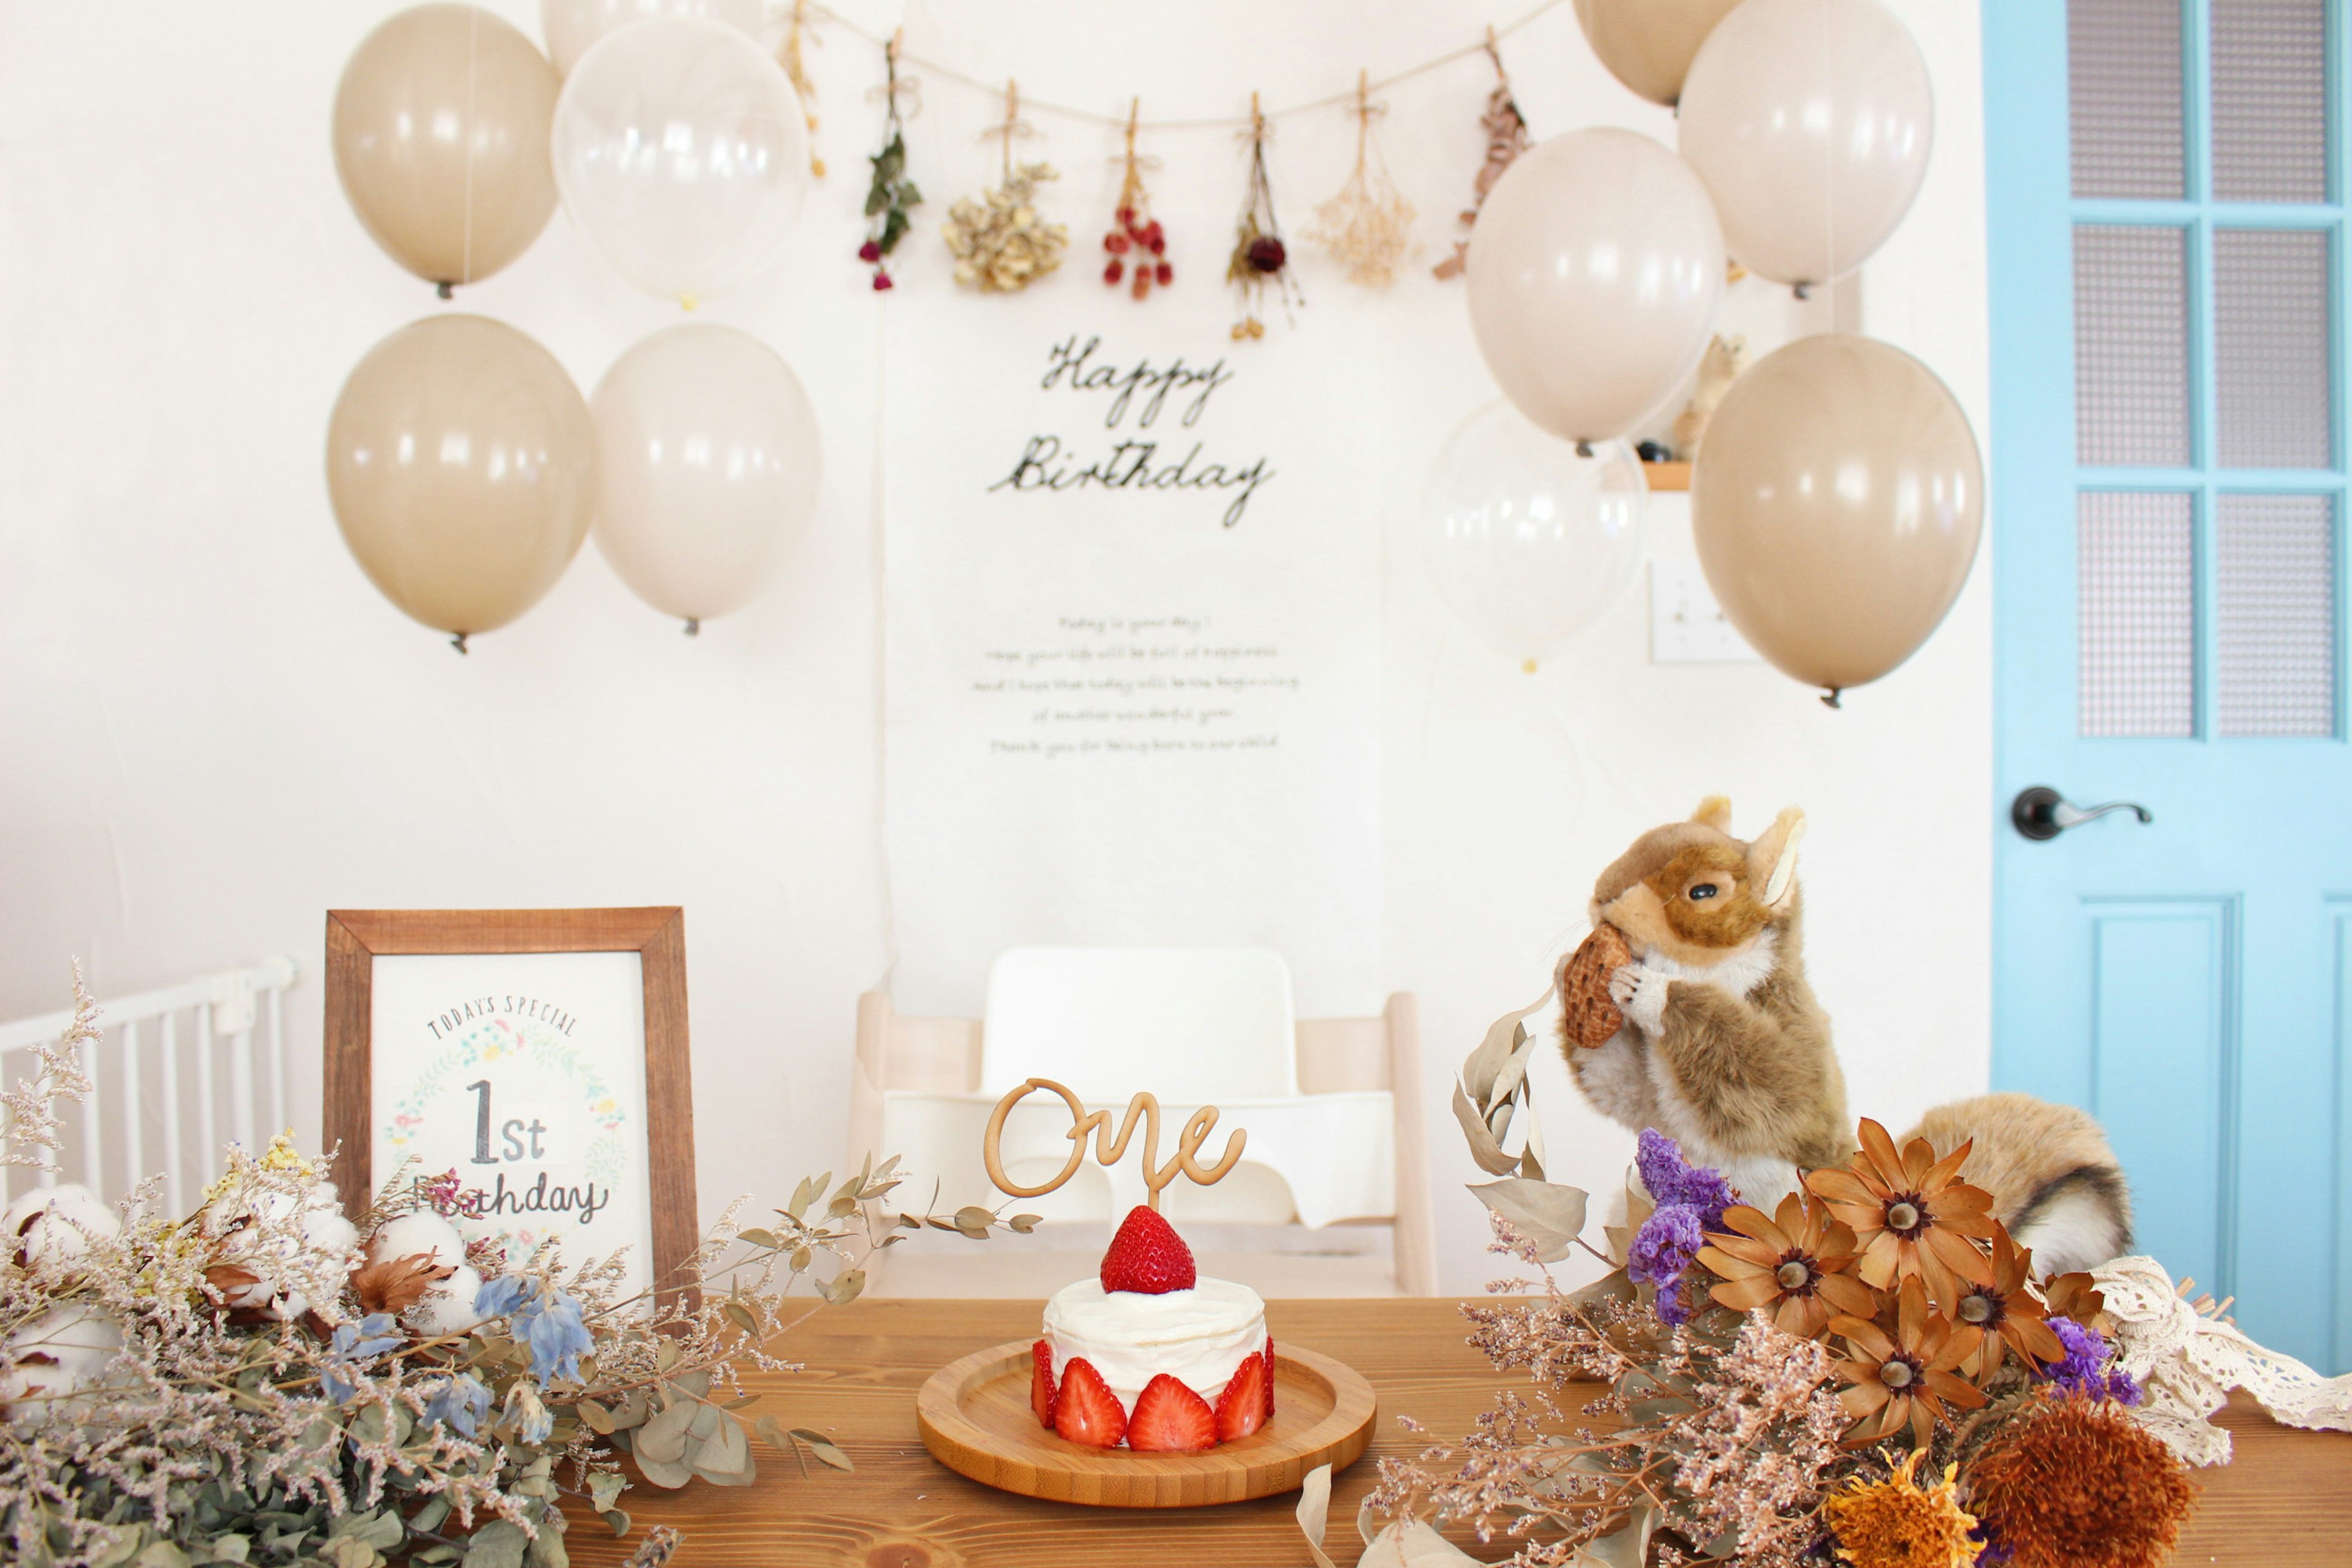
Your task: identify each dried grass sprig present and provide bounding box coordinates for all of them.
[1308,70,1416,288]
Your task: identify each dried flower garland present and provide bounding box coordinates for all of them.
[857,33,921,291]
[0,974,1035,1564]
[1308,70,1416,288]
[778,0,824,178]
[1102,99,1172,301]
[1433,33,1531,281]
[1227,94,1301,339]
[943,81,1068,292]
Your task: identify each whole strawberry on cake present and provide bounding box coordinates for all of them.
[1030,1205,1276,1452]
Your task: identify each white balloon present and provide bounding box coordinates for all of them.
[1677,0,1934,288]
[1466,129,1725,445]
[541,0,763,77]
[1420,402,1648,668]
[552,17,810,303]
[590,323,823,624]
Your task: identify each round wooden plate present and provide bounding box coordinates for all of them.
[916,1340,1377,1508]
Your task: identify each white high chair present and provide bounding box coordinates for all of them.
[846,948,1437,1296]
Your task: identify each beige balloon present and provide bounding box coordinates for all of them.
[1573,0,1745,105]
[1691,335,1983,701]
[326,315,596,646]
[333,5,560,292]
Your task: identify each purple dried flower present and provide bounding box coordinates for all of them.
[1634,1128,1736,1231]
[1629,1203,1705,1324]
[2038,1315,2141,1404]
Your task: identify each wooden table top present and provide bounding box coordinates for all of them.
[562,1297,2352,1567]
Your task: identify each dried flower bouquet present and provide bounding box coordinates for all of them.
[0,978,1026,1567]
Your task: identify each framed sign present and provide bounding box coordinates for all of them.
[323,908,696,1304]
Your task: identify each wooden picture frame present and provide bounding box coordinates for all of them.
[323,907,698,1303]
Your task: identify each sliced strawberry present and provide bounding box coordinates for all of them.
[1030,1338,1057,1430]
[1100,1205,1197,1295]
[1216,1352,1269,1441]
[1265,1335,1277,1420]
[1052,1356,1126,1448]
[1128,1373,1218,1452]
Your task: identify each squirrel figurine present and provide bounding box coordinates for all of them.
[1561,797,2133,1276]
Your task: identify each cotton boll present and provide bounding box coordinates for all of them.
[1,1304,124,1422]
[1,1185,121,1267]
[408,1264,484,1336]
[368,1211,466,1271]
[303,1205,361,1261]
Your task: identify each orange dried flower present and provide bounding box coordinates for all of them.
[1966,1396,2196,1568]
[1950,1227,2065,1378]
[1698,1192,1880,1340]
[1823,1449,1980,1568]
[1806,1119,1997,1306]
[1830,1277,1987,1447]
[2041,1270,2113,1335]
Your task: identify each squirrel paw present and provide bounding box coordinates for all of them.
[1609,963,1675,1036]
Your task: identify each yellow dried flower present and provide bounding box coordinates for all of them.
[258,1130,316,1177]
[943,163,1068,293]
[1823,1451,1980,1568]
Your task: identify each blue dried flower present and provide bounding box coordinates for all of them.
[420,1373,492,1438]
[1634,1128,1736,1232]
[2039,1315,2142,1404]
[473,1274,592,1387]
[320,1311,404,1404]
[473,1273,536,1321]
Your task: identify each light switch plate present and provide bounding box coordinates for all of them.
[1649,559,1759,663]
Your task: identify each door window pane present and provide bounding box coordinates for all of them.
[2071,0,2188,198]
[2081,491,2198,737]
[2214,228,2334,469]
[2076,226,2193,466]
[2216,493,2337,735]
[2211,0,2330,202]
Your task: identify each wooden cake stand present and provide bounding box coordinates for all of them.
[916,1339,1378,1508]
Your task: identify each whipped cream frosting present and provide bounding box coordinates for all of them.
[1042,1276,1267,1408]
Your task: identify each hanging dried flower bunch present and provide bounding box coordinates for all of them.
[1102,99,1171,301]
[1227,95,1301,339]
[1433,32,1531,280]
[856,33,921,290]
[943,81,1067,292]
[778,0,825,178]
[1308,70,1416,288]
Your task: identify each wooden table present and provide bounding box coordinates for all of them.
[563,1298,2351,1567]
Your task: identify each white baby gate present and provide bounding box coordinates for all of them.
[0,957,299,1213]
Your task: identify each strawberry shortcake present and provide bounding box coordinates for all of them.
[1030,1206,1276,1452]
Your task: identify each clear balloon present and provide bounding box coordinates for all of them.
[551,17,810,304]
[1466,129,1725,445]
[540,0,764,77]
[1677,0,1934,288]
[1692,334,1983,699]
[332,5,560,292]
[589,324,823,627]
[326,316,597,646]
[1420,402,1649,669]
[1572,0,1744,106]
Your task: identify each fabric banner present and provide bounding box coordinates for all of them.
[879,283,1382,1016]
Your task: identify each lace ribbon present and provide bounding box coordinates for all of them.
[2092,1254,2352,1466]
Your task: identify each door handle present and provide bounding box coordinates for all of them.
[2011,785,2154,842]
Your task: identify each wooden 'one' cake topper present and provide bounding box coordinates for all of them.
[982,1078,1246,1212]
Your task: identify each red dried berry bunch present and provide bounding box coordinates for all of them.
[1102,204,1174,300]
[1103,104,1173,302]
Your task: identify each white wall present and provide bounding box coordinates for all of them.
[0,0,1989,1294]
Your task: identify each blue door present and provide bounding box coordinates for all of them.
[1987,0,2350,1371]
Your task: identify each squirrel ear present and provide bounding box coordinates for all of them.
[1750,808,1807,908]
[1691,796,1733,832]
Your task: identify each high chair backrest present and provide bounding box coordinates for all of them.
[979,946,1298,1102]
